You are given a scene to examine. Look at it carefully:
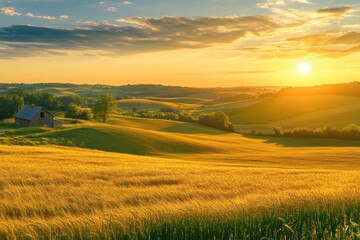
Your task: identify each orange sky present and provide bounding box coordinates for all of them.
[0,0,359,86]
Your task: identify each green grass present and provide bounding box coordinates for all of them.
[105,203,360,240]
[4,203,358,240]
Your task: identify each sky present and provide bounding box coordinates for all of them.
[0,0,359,87]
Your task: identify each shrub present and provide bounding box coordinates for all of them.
[65,103,93,120]
[198,111,235,132]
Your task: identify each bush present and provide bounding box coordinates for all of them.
[65,103,93,120]
[198,111,235,132]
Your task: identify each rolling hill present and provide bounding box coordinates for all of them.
[202,95,360,134]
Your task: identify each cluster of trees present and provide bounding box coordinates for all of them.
[59,94,119,122]
[65,104,93,120]
[198,112,235,132]
[0,95,24,119]
[125,109,234,132]
[271,125,360,140]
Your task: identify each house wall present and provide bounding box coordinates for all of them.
[30,110,54,127]
[15,118,31,127]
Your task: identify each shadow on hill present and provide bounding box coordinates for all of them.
[24,126,218,155]
[248,135,360,147]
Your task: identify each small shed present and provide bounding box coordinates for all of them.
[14,105,61,128]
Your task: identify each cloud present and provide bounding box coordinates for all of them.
[122,1,133,5]
[25,12,56,20]
[258,0,310,9]
[106,7,117,12]
[317,6,353,17]
[0,6,59,21]
[285,31,360,57]
[0,7,21,16]
[0,16,282,58]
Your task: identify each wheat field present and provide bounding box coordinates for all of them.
[0,144,359,238]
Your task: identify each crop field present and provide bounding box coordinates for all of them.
[0,145,359,239]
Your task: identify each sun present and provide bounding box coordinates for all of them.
[298,63,310,74]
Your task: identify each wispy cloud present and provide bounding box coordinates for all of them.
[317,6,353,17]
[0,6,61,21]
[258,0,311,9]
[106,7,117,12]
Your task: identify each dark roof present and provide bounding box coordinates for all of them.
[15,105,53,120]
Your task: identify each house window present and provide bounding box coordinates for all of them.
[40,112,45,118]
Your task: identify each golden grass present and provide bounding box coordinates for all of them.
[0,145,359,237]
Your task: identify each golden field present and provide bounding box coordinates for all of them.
[0,142,359,238]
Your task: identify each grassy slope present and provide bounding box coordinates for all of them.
[146,96,209,104]
[1,122,224,155]
[203,95,360,134]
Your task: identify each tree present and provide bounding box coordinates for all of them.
[92,94,118,123]
[0,94,24,119]
[65,103,82,118]
[65,103,93,120]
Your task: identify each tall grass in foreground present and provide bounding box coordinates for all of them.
[0,145,359,239]
[0,203,358,239]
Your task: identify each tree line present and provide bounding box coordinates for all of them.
[0,89,234,132]
[249,125,360,141]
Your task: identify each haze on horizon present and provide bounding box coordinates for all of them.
[0,0,359,87]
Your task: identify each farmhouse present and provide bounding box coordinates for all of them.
[14,105,62,128]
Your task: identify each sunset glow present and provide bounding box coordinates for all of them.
[0,0,359,86]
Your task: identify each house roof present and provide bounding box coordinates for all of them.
[15,105,53,120]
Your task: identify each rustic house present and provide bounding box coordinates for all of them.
[14,105,62,128]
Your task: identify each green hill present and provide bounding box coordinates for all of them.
[202,95,360,134]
